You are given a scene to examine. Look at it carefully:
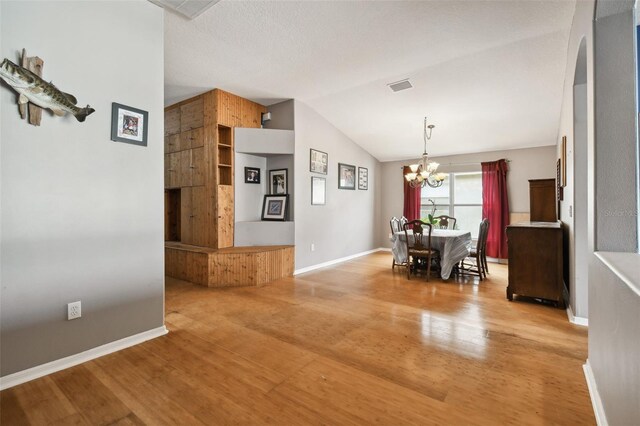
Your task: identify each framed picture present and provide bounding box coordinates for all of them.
[310,149,328,174]
[561,136,567,187]
[358,167,368,190]
[269,168,288,194]
[261,195,289,221]
[311,177,326,205]
[557,159,563,201]
[338,163,356,190]
[111,103,148,146]
[244,167,260,184]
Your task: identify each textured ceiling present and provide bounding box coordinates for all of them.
[164,0,576,161]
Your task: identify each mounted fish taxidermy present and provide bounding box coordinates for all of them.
[0,49,95,124]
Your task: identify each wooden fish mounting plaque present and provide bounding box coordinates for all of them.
[19,48,44,126]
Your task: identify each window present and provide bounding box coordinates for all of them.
[421,172,483,237]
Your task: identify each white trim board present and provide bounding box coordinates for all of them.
[0,325,168,391]
[583,360,608,426]
[294,248,386,275]
[566,304,589,326]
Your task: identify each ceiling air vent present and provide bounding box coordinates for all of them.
[387,79,413,92]
[149,0,221,20]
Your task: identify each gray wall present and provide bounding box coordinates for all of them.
[593,4,638,252]
[555,0,595,320]
[589,253,640,425]
[0,1,165,376]
[265,99,295,131]
[378,146,556,248]
[234,153,267,222]
[587,2,640,425]
[293,101,381,270]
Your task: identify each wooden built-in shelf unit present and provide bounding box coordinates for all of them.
[164,89,266,249]
[164,90,296,288]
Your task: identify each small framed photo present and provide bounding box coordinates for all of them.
[269,168,288,194]
[245,167,260,184]
[338,163,356,190]
[111,103,148,146]
[310,149,328,174]
[262,195,289,221]
[311,177,326,205]
[358,167,368,190]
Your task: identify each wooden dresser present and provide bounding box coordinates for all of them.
[506,221,564,308]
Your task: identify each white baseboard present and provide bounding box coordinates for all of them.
[377,247,392,252]
[294,248,385,275]
[583,360,608,426]
[0,325,168,391]
[566,304,589,326]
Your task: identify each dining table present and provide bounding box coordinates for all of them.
[390,229,472,280]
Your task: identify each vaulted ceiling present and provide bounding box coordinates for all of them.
[164,0,575,161]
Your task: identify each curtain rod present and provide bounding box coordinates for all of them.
[399,159,511,168]
[440,159,511,167]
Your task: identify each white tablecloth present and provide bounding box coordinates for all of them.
[390,229,472,280]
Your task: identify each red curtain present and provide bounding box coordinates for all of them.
[482,159,510,259]
[403,166,422,221]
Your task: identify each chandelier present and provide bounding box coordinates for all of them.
[404,117,446,188]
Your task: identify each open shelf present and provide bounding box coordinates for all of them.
[217,125,233,185]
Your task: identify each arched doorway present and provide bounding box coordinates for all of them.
[571,37,589,319]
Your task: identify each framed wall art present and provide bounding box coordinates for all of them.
[561,136,567,187]
[261,194,289,221]
[338,163,356,190]
[310,149,328,174]
[358,167,368,190]
[269,169,288,194]
[111,103,148,146]
[244,167,260,184]
[311,176,326,205]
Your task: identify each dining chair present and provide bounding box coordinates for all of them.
[389,217,407,270]
[459,219,489,280]
[480,219,490,275]
[399,216,408,231]
[389,217,402,234]
[434,215,457,229]
[403,220,440,281]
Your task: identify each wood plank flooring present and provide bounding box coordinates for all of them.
[1,252,594,425]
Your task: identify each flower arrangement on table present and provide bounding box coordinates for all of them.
[421,199,440,226]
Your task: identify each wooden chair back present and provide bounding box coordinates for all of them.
[434,215,457,229]
[477,219,490,254]
[403,220,433,252]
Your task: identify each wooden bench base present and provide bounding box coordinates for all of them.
[165,242,294,288]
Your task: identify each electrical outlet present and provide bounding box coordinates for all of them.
[310,243,315,252]
[67,301,81,320]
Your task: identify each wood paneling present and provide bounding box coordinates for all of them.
[180,98,204,132]
[183,127,204,148]
[2,253,594,426]
[164,107,181,136]
[180,187,193,245]
[164,152,180,188]
[217,185,234,248]
[164,134,180,153]
[191,186,208,247]
[179,150,192,187]
[192,147,205,186]
[165,242,294,287]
